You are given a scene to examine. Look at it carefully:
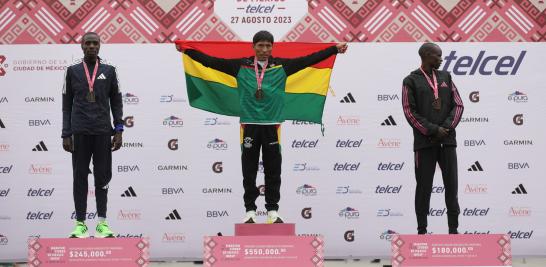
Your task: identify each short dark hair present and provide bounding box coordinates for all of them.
[418,42,438,58]
[253,31,274,44]
[82,32,99,43]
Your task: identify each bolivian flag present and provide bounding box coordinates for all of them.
[175,41,337,123]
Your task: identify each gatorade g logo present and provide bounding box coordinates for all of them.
[469,91,480,103]
[168,139,178,150]
[0,55,6,77]
[212,162,223,173]
[442,51,526,75]
[123,116,134,127]
[344,230,355,242]
[513,114,523,125]
[301,207,312,219]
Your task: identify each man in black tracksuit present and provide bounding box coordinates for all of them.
[62,32,123,238]
[402,43,464,234]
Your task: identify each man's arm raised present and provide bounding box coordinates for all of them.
[184,49,241,77]
[280,43,347,76]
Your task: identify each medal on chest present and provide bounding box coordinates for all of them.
[420,66,441,111]
[83,60,98,103]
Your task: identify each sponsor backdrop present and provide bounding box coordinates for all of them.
[1,0,546,262]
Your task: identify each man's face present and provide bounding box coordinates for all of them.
[81,34,100,59]
[253,40,272,61]
[427,46,443,69]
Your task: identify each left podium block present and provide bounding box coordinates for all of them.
[28,238,149,267]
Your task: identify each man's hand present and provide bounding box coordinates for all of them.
[436,127,450,139]
[336,43,348,54]
[112,132,122,151]
[176,44,185,52]
[62,137,73,152]
[430,127,449,143]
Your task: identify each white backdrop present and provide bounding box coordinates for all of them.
[0,43,545,261]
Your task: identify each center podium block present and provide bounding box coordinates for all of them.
[204,223,324,267]
[235,223,296,236]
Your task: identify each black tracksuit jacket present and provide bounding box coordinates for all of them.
[402,69,464,151]
[62,59,123,138]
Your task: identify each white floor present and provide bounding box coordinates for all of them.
[142,258,546,266]
[5,258,545,266]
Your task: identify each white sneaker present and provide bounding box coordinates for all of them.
[267,210,284,224]
[242,210,256,223]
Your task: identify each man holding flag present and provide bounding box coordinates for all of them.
[177,31,347,224]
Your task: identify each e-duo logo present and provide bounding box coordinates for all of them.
[442,51,526,75]
[122,93,139,105]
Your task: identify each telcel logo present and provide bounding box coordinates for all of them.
[375,185,402,194]
[442,51,526,75]
[292,139,318,148]
[336,139,363,148]
[0,165,12,174]
[26,211,53,220]
[27,188,54,197]
[377,162,404,171]
[508,230,533,239]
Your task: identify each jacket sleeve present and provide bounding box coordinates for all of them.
[441,74,464,129]
[109,66,124,128]
[402,78,438,136]
[184,49,241,77]
[279,46,338,76]
[61,67,73,138]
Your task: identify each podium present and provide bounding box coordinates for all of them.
[392,234,512,266]
[204,223,324,267]
[235,223,296,236]
[28,237,149,267]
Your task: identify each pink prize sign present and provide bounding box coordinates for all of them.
[28,238,149,267]
[392,234,512,266]
[204,235,324,267]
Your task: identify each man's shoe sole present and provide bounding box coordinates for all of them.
[69,233,90,238]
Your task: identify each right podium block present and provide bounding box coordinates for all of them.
[392,234,512,266]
